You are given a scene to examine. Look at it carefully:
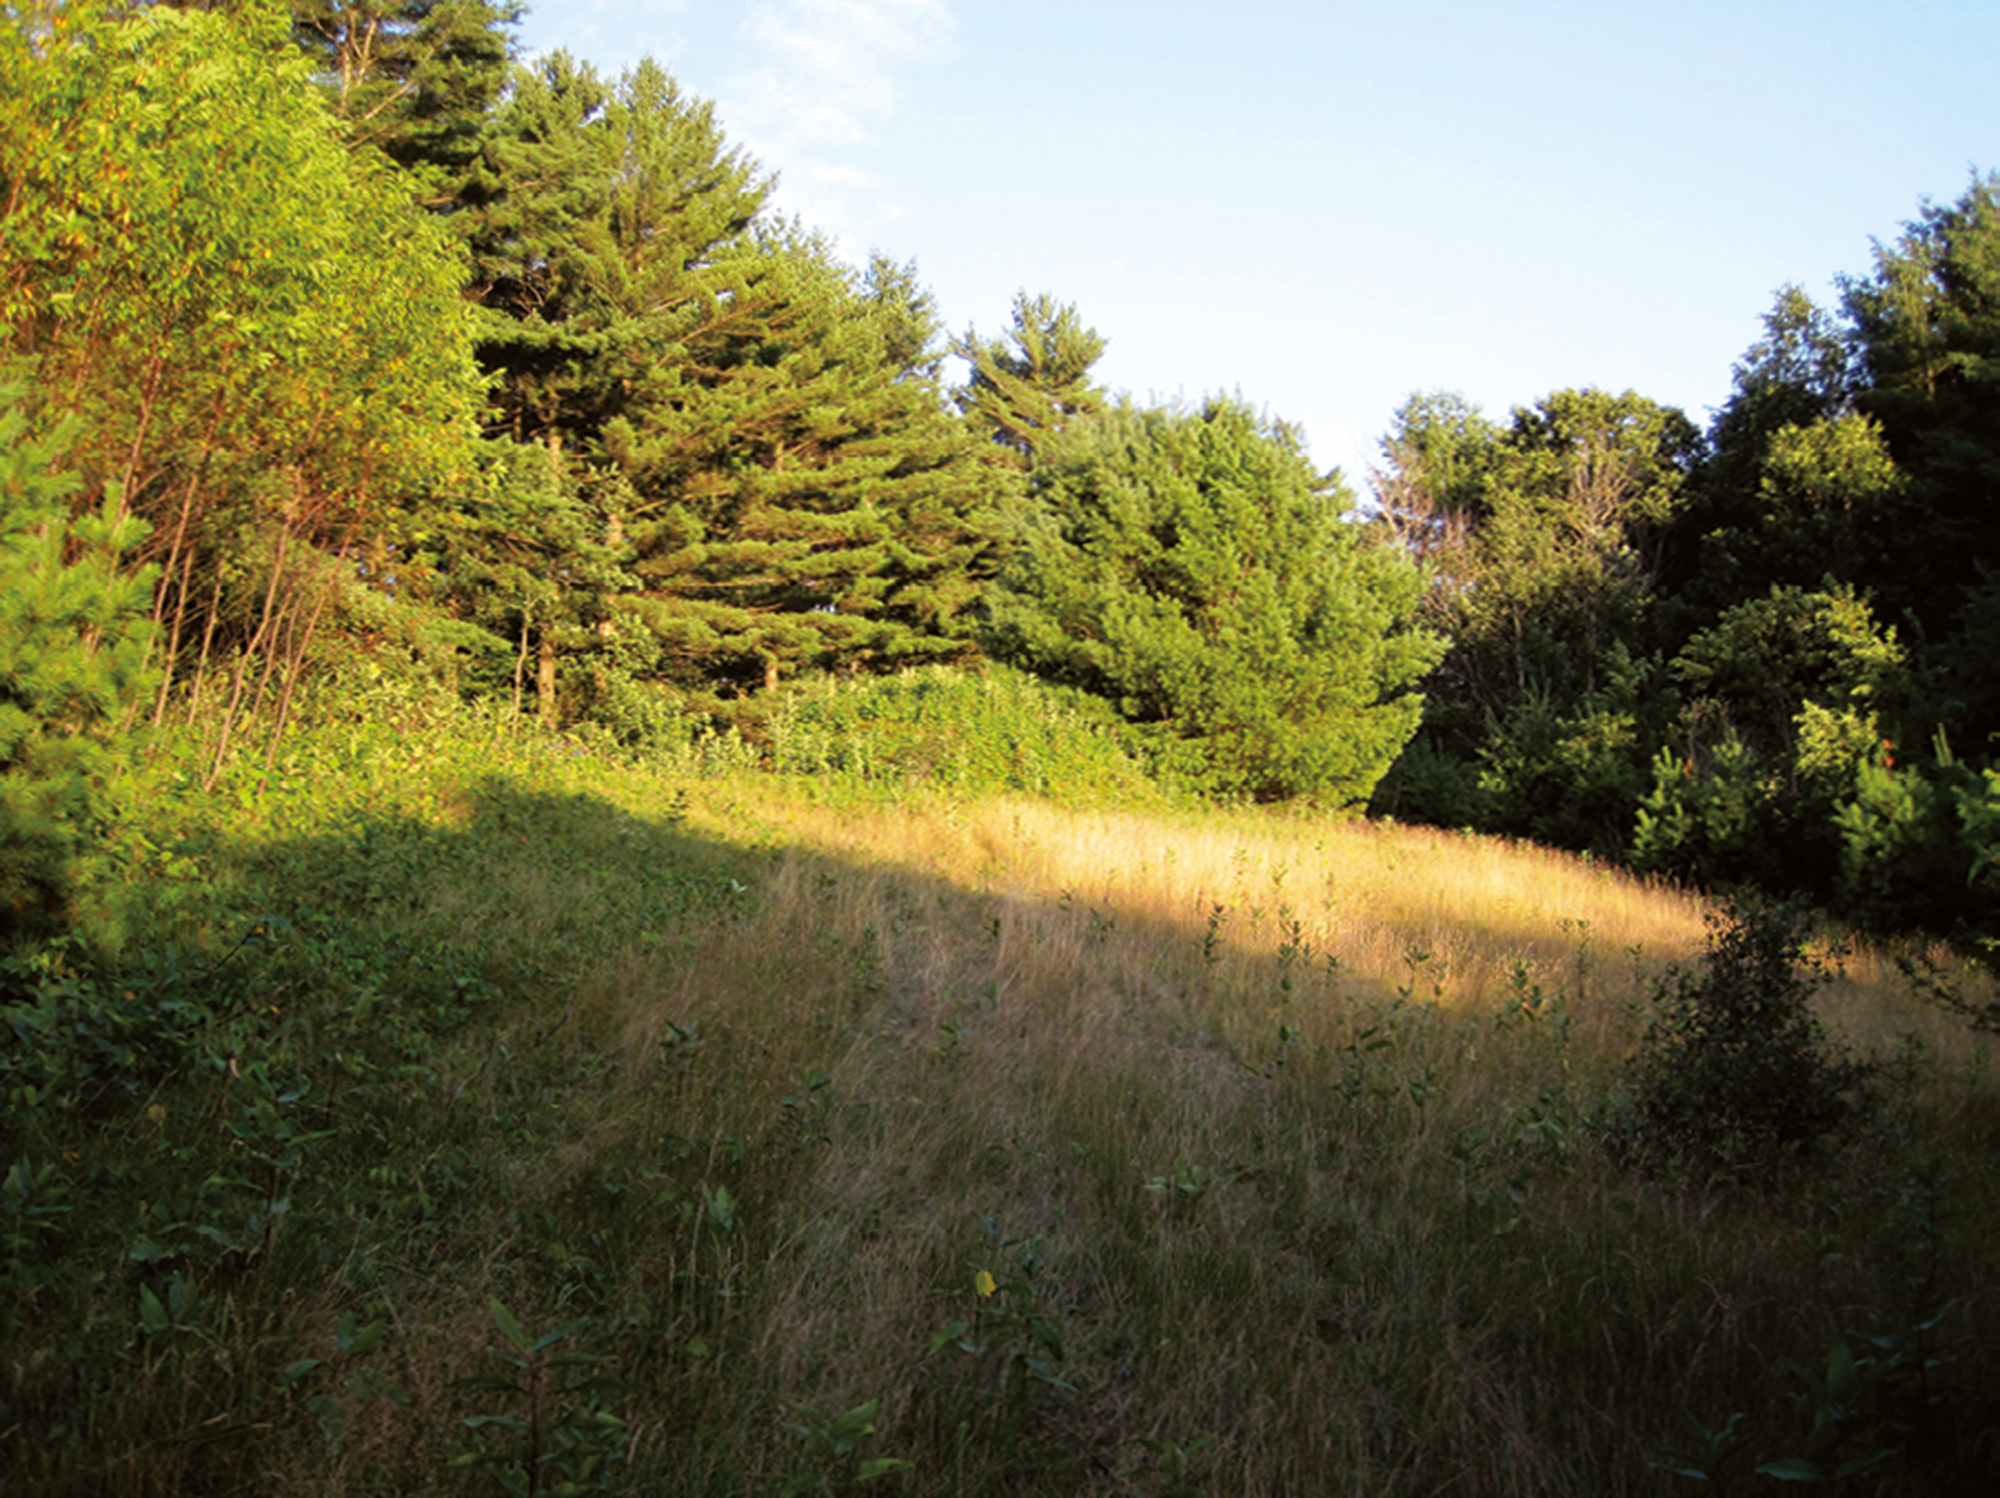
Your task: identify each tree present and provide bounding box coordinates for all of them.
[954,292,1106,463]
[0,393,156,942]
[603,228,1011,696]
[1373,388,1700,848]
[465,51,771,455]
[2,1,483,775]
[464,60,1007,704]
[1633,585,1914,895]
[1369,390,1503,571]
[288,0,521,205]
[987,398,1439,804]
[1840,173,2000,632]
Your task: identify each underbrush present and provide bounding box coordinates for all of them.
[763,663,1159,804]
[4,690,1997,1495]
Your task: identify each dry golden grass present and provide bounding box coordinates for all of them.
[524,779,2000,1496]
[681,788,1712,997]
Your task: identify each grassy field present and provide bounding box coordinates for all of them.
[4,690,1997,1495]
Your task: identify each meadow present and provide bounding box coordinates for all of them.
[3,678,1996,1496]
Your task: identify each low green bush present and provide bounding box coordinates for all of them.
[1616,896,1875,1169]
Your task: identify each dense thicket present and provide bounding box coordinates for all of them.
[2,1,482,781]
[1374,173,2000,944]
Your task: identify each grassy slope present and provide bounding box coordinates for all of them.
[6,701,1997,1496]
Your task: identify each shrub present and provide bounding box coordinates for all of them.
[766,663,1157,801]
[1618,897,1873,1168]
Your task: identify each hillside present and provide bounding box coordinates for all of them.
[5,700,1995,1495]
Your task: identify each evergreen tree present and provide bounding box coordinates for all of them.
[988,398,1438,804]
[1837,177,2000,620]
[955,292,1106,463]
[466,58,1005,702]
[466,51,770,454]
[0,395,155,941]
[604,229,1010,695]
[290,0,521,203]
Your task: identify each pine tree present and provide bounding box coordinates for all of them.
[604,230,1010,694]
[988,398,1438,803]
[465,51,771,456]
[287,0,520,203]
[954,292,1106,463]
[0,395,155,940]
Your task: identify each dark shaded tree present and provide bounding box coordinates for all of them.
[1373,388,1700,849]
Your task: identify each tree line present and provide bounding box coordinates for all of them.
[1371,189,2000,939]
[3,0,1998,946]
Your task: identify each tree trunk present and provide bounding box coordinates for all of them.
[537,633,557,726]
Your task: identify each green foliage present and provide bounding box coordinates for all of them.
[289,0,521,202]
[954,291,1107,462]
[765,663,1155,800]
[1378,387,1699,846]
[779,1398,908,1495]
[1834,740,1981,934]
[450,1298,629,1497]
[467,49,770,447]
[2,1,482,732]
[1634,585,1913,895]
[466,62,1006,697]
[924,1235,1075,1454]
[607,226,1010,693]
[1681,412,1906,620]
[1617,898,1873,1169]
[990,397,1440,804]
[0,398,156,942]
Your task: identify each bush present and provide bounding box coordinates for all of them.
[1618,897,1873,1169]
[766,663,1157,801]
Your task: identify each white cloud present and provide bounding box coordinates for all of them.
[716,1,955,259]
[734,0,956,149]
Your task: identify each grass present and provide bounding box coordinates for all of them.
[4,685,1997,1495]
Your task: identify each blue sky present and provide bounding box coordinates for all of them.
[513,1,2000,488]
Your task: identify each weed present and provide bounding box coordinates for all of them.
[777,1397,908,1494]
[450,1298,629,1497]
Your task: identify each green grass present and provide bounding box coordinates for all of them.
[4,678,1997,1495]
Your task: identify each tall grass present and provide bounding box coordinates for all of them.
[4,684,1996,1495]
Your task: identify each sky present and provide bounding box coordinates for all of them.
[511,1,2000,489]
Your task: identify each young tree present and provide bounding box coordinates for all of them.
[0,395,155,942]
[1633,585,1914,896]
[987,398,1439,803]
